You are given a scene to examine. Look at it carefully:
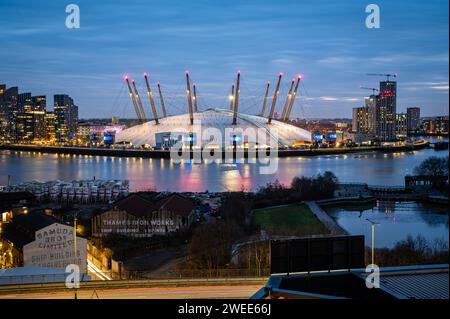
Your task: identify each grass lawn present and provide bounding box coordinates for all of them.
[253,203,329,236]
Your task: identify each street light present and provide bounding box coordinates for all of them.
[366,218,380,265]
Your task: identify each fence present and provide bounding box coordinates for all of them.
[91,268,270,281]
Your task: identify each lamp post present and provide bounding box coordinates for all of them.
[366,218,379,265]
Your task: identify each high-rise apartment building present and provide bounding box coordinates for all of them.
[54,94,78,142]
[395,113,407,138]
[0,85,18,141]
[14,93,47,141]
[374,81,397,141]
[352,107,373,134]
[406,107,421,133]
[45,111,56,141]
[16,93,32,141]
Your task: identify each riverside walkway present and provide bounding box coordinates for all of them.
[305,201,347,235]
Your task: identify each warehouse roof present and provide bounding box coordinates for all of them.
[253,264,449,300]
[112,193,195,218]
[359,264,449,299]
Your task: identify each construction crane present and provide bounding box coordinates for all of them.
[143,73,159,125]
[229,84,235,111]
[267,72,283,124]
[280,79,295,121]
[360,86,379,95]
[193,84,198,113]
[232,71,241,125]
[124,75,144,122]
[284,74,301,122]
[132,80,147,122]
[185,70,194,125]
[157,82,167,118]
[259,81,270,117]
[366,73,397,81]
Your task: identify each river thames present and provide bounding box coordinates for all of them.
[0,138,447,192]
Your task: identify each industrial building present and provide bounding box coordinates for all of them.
[92,193,196,238]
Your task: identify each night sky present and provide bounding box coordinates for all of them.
[0,0,448,119]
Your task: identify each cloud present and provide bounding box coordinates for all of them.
[317,56,358,65]
[320,96,339,101]
[271,58,294,65]
[430,85,449,90]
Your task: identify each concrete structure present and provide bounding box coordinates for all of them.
[116,108,312,148]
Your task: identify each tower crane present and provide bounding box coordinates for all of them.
[366,73,397,81]
[360,86,379,95]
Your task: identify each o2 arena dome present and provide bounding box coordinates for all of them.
[115,71,311,149]
[115,108,312,148]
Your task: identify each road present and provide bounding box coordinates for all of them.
[0,285,262,299]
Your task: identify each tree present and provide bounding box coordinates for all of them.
[413,156,449,176]
[290,171,339,200]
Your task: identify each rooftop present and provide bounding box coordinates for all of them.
[112,193,195,218]
[2,211,58,249]
[253,264,449,300]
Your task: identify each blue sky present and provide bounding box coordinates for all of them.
[0,0,448,119]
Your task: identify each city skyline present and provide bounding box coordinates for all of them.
[0,0,448,119]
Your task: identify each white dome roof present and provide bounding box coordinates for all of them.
[115,108,311,147]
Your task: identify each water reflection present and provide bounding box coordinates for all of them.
[325,201,449,248]
[0,141,447,192]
